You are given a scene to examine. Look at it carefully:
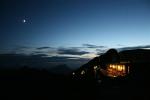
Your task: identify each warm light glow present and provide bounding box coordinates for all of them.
[81,70,85,75]
[110,64,112,68]
[112,65,115,69]
[123,65,126,73]
[128,66,130,73]
[118,65,121,71]
[107,63,128,77]
[72,72,75,75]
[94,66,97,70]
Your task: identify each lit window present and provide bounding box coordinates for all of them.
[110,64,112,68]
[107,64,127,77]
[118,65,122,71]
[112,65,115,69]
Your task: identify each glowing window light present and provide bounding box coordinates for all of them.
[123,65,125,69]
[121,66,123,70]
[119,65,123,71]
[107,64,127,77]
[109,64,112,68]
[112,65,115,69]
[122,65,125,71]
[118,65,121,71]
[128,66,130,73]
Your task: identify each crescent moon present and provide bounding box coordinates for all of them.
[23,19,26,23]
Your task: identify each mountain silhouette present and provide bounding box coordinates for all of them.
[0,49,150,99]
[119,49,150,63]
[49,64,72,75]
[73,48,150,81]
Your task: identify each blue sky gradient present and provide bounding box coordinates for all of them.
[1,0,150,68]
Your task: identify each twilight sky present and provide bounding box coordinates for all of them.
[1,0,150,69]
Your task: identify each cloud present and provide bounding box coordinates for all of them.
[0,45,98,61]
[33,51,44,54]
[0,53,50,68]
[117,44,126,47]
[58,48,90,55]
[1,46,36,55]
[36,47,52,50]
[0,53,89,69]
[15,46,30,49]
[83,44,107,48]
[96,49,107,55]
[12,46,31,52]
[31,54,48,57]
[118,45,150,51]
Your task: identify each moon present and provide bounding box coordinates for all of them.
[22,19,26,23]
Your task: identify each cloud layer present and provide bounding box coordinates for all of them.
[118,45,150,51]
[83,44,107,48]
[36,47,52,50]
[0,53,89,69]
[1,44,150,69]
[58,48,90,55]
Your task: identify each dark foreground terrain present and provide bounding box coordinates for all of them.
[0,67,149,100]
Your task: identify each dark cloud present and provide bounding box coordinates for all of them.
[83,44,106,48]
[47,56,74,62]
[47,56,90,69]
[118,45,150,51]
[58,48,89,55]
[96,49,107,55]
[11,46,31,53]
[15,46,30,49]
[0,53,50,68]
[33,51,44,54]
[0,53,89,69]
[30,54,48,57]
[36,47,52,50]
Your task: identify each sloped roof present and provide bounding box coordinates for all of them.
[119,49,150,63]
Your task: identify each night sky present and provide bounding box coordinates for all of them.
[1,0,150,69]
